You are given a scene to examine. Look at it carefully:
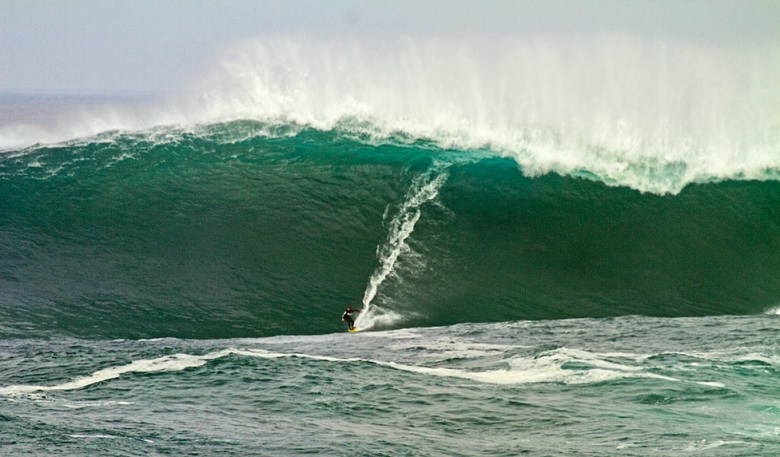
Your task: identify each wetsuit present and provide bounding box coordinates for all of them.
[342,309,360,330]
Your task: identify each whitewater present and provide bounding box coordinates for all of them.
[2,31,780,456]
[3,35,780,194]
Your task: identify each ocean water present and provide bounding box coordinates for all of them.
[2,34,780,456]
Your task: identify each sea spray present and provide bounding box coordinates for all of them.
[3,34,779,194]
[194,35,780,194]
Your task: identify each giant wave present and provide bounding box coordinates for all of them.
[2,123,780,339]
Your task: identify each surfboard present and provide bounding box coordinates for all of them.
[348,327,358,333]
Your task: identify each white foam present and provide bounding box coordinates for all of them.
[63,400,134,409]
[68,434,118,440]
[234,347,679,386]
[0,346,726,393]
[683,439,750,452]
[0,351,230,395]
[764,305,780,315]
[664,349,780,368]
[367,350,676,386]
[360,327,423,339]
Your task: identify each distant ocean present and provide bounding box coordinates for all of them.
[2,35,780,455]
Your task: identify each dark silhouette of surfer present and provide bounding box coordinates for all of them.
[342,307,362,330]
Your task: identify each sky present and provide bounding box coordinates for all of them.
[1,0,778,96]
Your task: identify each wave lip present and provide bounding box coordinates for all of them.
[5,114,779,197]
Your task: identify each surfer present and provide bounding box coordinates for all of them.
[342,307,362,331]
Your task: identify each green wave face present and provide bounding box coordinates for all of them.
[2,123,780,338]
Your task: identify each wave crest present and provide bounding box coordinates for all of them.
[188,35,780,194]
[3,34,780,195]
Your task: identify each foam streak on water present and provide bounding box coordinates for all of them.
[357,165,450,329]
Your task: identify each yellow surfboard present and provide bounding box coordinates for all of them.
[348,327,358,333]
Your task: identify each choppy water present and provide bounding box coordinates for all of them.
[2,316,780,456]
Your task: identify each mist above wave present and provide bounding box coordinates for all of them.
[191,35,779,194]
[3,32,778,195]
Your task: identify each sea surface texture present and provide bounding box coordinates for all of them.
[2,34,780,456]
